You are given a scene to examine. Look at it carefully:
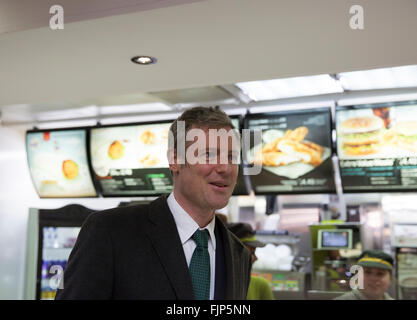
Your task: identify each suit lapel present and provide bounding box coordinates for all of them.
[145,196,194,300]
[216,219,238,299]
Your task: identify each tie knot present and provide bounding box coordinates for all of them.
[192,229,209,248]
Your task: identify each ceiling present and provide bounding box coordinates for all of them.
[1,0,417,122]
[0,0,203,35]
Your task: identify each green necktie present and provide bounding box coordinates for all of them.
[189,229,210,300]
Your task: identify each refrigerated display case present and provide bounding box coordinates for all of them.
[392,223,417,299]
[396,247,417,299]
[24,204,95,300]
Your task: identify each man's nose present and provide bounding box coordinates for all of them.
[215,162,229,173]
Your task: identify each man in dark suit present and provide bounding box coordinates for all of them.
[55,106,252,300]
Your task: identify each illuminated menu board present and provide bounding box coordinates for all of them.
[336,100,417,192]
[90,117,250,197]
[90,121,173,196]
[231,116,251,195]
[244,107,336,194]
[26,129,97,198]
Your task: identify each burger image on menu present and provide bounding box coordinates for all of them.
[339,116,385,156]
[395,121,417,152]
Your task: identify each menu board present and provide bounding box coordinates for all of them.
[26,129,97,198]
[244,108,336,194]
[90,122,173,196]
[231,116,251,195]
[336,101,417,192]
[90,117,250,197]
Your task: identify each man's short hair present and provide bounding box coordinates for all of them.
[168,106,236,152]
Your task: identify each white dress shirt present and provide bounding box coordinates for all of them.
[167,192,216,300]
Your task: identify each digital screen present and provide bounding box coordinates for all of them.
[26,129,97,198]
[321,230,350,248]
[336,100,417,192]
[90,122,173,196]
[90,117,250,197]
[231,116,251,195]
[243,108,336,194]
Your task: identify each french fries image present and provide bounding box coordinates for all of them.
[252,126,324,167]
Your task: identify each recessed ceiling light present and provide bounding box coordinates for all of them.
[131,56,157,65]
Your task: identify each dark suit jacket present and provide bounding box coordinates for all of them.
[55,196,251,300]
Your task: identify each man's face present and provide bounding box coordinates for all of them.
[361,266,391,300]
[170,125,239,214]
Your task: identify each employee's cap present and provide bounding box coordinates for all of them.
[357,250,393,271]
[227,222,265,248]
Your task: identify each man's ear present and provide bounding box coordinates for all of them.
[167,149,180,173]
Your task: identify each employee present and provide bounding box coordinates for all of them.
[227,222,275,300]
[334,250,395,300]
[55,106,252,300]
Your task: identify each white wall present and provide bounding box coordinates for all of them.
[0,125,139,299]
[2,0,417,107]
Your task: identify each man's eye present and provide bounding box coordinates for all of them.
[206,151,216,158]
[229,154,240,162]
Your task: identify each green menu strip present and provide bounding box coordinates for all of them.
[146,173,166,178]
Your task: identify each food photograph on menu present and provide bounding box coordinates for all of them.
[336,100,417,192]
[26,129,97,198]
[90,122,173,196]
[244,108,336,194]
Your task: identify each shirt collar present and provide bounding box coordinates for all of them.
[353,289,392,300]
[167,192,216,249]
[352,289,367,300]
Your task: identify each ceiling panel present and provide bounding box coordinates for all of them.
[0,0,416,109]
[151,86,235,104]
[0,0,204,35]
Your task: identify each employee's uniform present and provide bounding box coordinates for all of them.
[247,275,275,300]
[334,289,394,300]
[226,222,275,300]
